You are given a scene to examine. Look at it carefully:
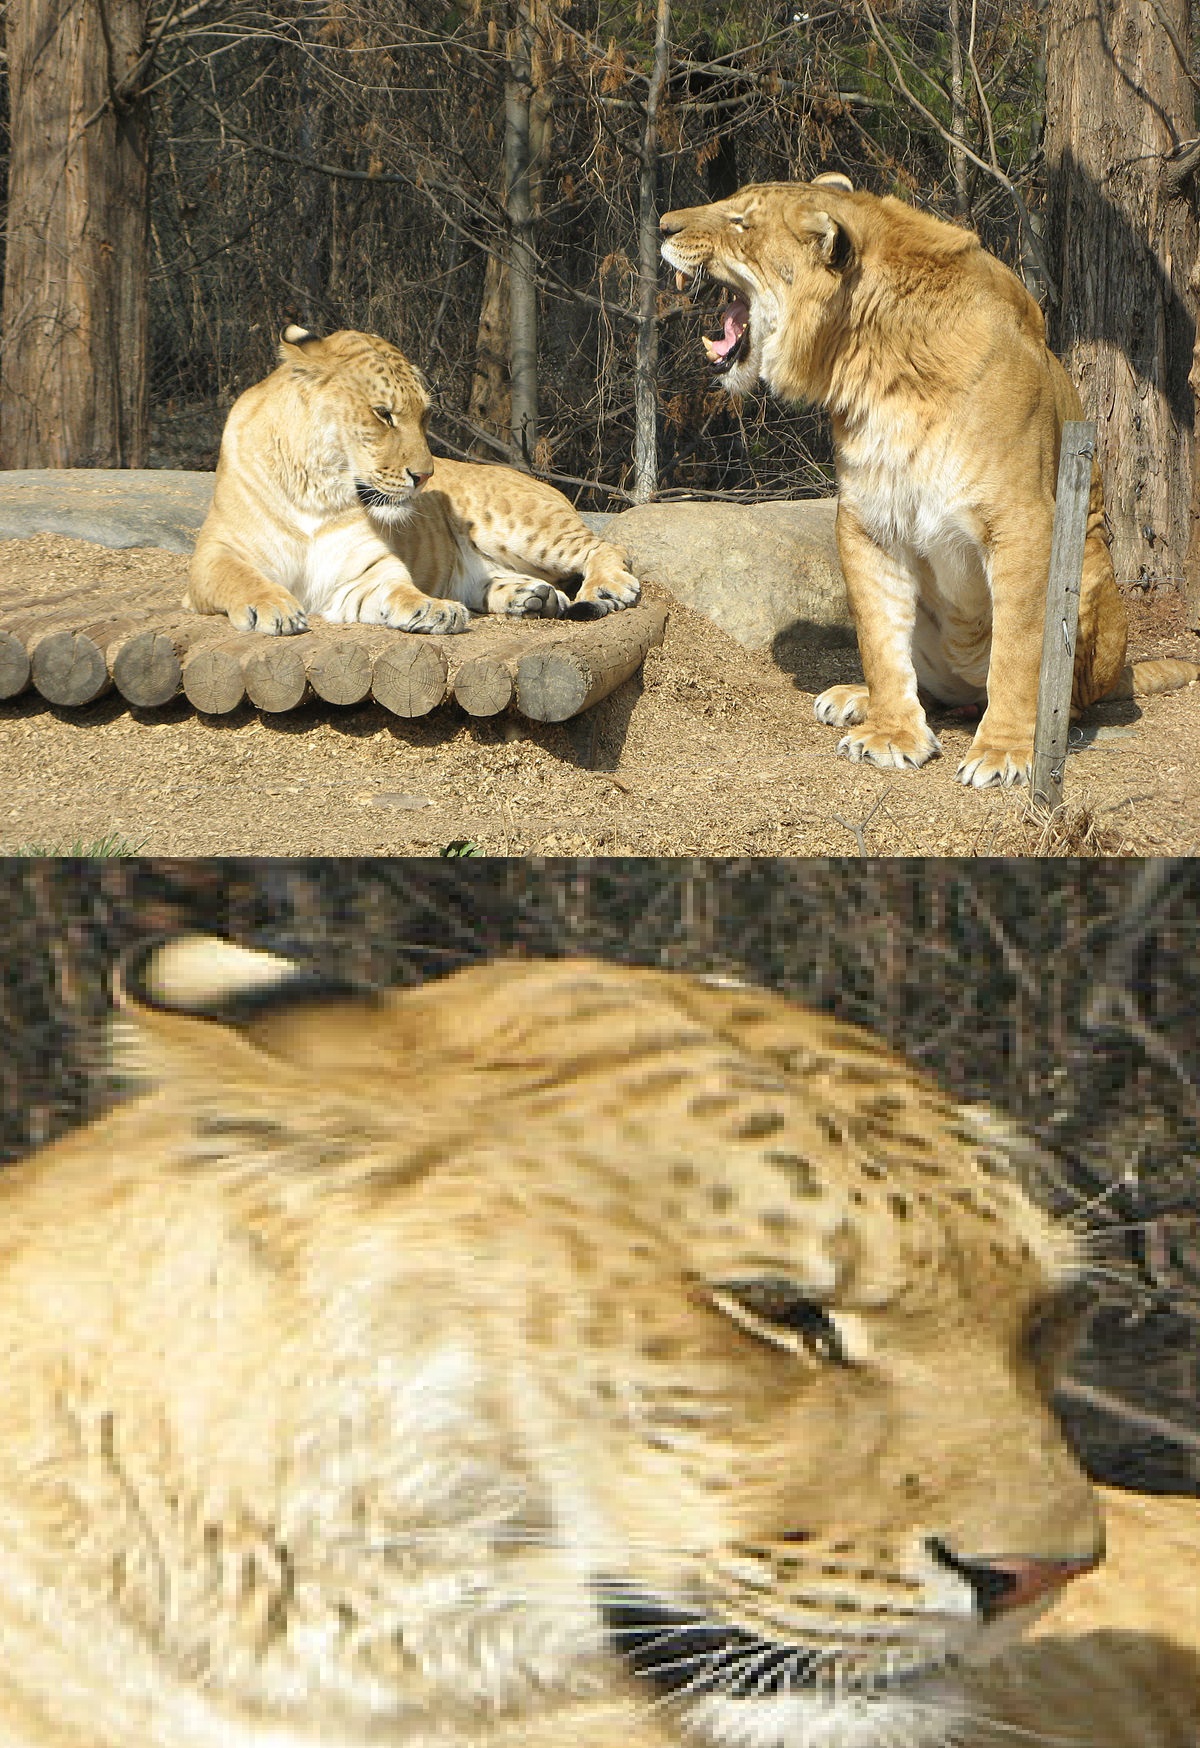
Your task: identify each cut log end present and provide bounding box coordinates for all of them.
[31,630,110,706]
[371,641,449,717]
[305,639,373,706]
[452,653,517,716]
[182,644,246,715]
[243,642,308,712]
[112,630,184,708]
[516,598,668,722]
[0,631,32,700]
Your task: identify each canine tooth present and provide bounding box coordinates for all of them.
[675,271,688,291]
[702,336,720,361]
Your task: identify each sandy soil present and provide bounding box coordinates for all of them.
[1,532,1198,857]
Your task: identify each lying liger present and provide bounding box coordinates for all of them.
[0,937,1194,1747]
[188,326,640,635]
[662,175,1199,786]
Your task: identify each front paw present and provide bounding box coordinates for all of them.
[814,684,869,727]
[228,591,308,635]
[956,740,1033,788]
[380,595,470,634]
[837,721,941,770]
[490,579,570,618]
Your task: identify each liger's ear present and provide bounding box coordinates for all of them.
[278,324,325,364]
[784,203,856,272]
[811,171,854,193]
[109,935,399,1167]
[112,934,403,1091]
[117,935,361,1020]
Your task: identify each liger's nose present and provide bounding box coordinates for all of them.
[928,1536,1102,1622]
[408,469,433,490]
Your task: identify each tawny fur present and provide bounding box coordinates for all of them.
[188,327,640,636]
[0,942,1194,1748]
[661,180,1199,787]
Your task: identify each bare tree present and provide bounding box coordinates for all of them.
[1,0,153,467]
[633,0,670,501]
[505,2,539,466]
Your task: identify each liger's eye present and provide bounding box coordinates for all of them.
[711,1277,849,1365]
[373,406,395,427]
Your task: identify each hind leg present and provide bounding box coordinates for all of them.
[567,546,642,619]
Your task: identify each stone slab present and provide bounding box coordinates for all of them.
[0,469,215,553]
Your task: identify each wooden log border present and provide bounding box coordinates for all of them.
[0,591,669,724]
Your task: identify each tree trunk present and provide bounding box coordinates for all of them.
[1,0,151,468]
[633,0,670,504]
[505,6,538,468]
[1043,0,1196,592]
[467,247,511,451]
[1188,246,1200,627]
[947,0,969,221]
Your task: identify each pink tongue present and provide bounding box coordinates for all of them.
[710,299,748,358]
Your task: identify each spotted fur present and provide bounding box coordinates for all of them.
[0,943,1193,1748]
[188,328,640,636]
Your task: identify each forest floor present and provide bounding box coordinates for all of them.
[1,531,1199,857]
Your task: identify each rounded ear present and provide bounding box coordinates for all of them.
[811,171,854,193]
[784,203,856,272]
[278,325,325,365]
[116,935,358,1020]
[109,937,399,1165]
[113,934,405,1090]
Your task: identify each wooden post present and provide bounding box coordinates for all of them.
[1031,420,1094,809]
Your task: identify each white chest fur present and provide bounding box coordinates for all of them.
[837,410,994,702]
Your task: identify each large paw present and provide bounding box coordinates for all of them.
[814,684,870,727]
[489,578,571,618]
[228,591,308,636]
[837,721,941,770]
[956,741,1033,788]
[369,593,469,634]
[570,569,642,618]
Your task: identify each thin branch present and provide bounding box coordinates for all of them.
[858,0,1057,302]
[1057,1377,1200,1457]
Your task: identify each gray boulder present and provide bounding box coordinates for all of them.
[584,499,854,659]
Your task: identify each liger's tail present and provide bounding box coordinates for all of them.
[1107,657,1200,700]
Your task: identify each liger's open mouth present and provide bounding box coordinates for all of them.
[672,268,750,374]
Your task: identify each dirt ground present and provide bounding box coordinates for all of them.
[1,531,1199,856]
